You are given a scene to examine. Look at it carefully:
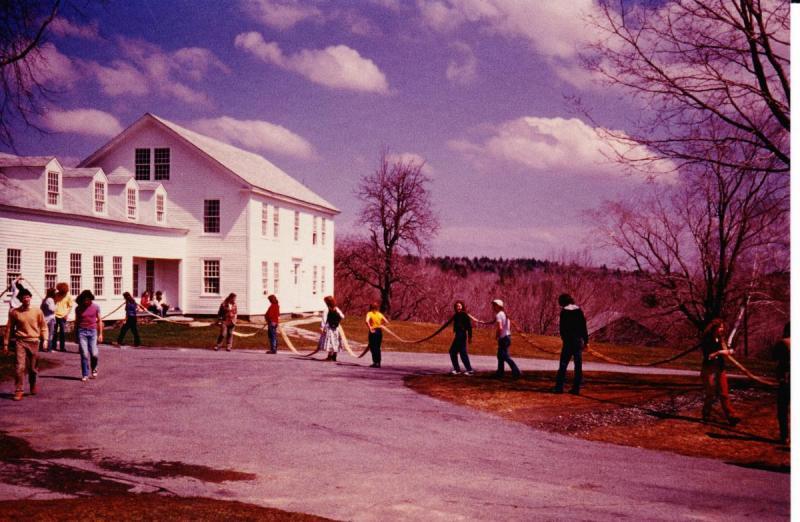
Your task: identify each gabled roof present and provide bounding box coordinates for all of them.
[81,113,339,214]
[0,152,56,168]
[63,167,102,178]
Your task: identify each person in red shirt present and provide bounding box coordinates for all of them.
[265,295,280,354]
[74,290,103,382]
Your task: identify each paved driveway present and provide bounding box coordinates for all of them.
[0,346,789,521]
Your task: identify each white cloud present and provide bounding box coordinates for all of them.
[387,152,435,174]
[191,116,315,160]
[49,17,101,40]
[240,0,322,30]
[446,41,477,85]
[449,116,676,182]
[42,108,123,137]
[80,38,228,105]
[29,43,78,88]
[235,32,389,93]
[418,0,602,60]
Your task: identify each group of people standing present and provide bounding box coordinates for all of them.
[3,279,105,400]
[3,279,789,443]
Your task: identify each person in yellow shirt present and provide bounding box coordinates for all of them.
[53,282,74,352]
[365,303,388,368]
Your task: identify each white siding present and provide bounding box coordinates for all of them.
[1,210,186,324]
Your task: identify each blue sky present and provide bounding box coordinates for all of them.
[6,0,669,261]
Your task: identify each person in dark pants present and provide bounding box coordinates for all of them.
[772,322,790,444]
[265,294,280,354]
[117,292,143,347]
[449,300,474,375]
[365,303,387,368]
[492,299,520,378]
[554,293,589,395]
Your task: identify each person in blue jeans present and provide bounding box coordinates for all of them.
[554,293,589,395]
[492,299,520,379]
[116,292,142,346]
[74,290,103,382]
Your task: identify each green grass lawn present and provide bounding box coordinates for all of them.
[103,316,773,376]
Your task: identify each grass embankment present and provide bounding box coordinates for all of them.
[406,370,788,473]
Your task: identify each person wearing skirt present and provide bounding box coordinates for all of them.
[318,295,345,361]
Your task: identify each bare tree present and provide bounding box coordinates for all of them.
[584,0,789,176]
[341,151,438,317]
[0,0,64,148]
[593,133,788,333]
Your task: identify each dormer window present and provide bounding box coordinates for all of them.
[126,187,138,219]
[154,148,170,180]
[135,148,150,180]
[46,171,60,206]
[155,192,166,223]
[94,180,106,214]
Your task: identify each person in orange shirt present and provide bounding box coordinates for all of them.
[365,303,389,368]
[265,294,280,354]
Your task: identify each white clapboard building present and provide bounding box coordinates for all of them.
[1,113,338,323]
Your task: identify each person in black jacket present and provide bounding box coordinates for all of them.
[449,300,474,375]
[554,293,589,395]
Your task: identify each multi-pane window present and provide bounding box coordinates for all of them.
[154,148,170,180]
[113,256,122,295]
[126,187,137,219]
[261,203,269,236]
[145,260,155,295]
[293,211,300,241]
[321,219,326,246]
[273,206,280,237]
[6,249,21,290]
[261,261,269,295]
[70,253,81,293]
[44,251,57,290]
[293,262,299,285]
[312,217,318,245]
[204,199,220,233]
[273,262,279,294]
[321,266,326,294]
[47,171,60,206]
[135,148,151,180]
[93,256,104,297]
[312,266,317,295]
[203,260,220,294]
[132,263,139,297]
[94,180,106,213]
[155,193,165,223]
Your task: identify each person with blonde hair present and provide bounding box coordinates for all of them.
[492,299,520,379]
[53,282,73,352]
[319,295,345,361]
[215,293,238,352]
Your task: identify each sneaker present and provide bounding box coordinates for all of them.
[552,387,563,394]
[569,388,580,395]
[91,370,98,379]
[728,416,741,427]
[12,391,23,401]
[81,376,89,382]
[213,346,219,351]
[450,370,461,375]
[464,371,474,376]
[30,385,38,396]
[226,347,231,352]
